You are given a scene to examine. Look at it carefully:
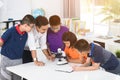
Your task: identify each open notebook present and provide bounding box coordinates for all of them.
[55,64,73,73]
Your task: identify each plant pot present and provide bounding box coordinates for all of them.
[115,50,120,58]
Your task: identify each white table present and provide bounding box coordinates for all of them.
[7,58,120,80]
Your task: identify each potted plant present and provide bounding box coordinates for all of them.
[115,50,120,58]
[98,0,120,23]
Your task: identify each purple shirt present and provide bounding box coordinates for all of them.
[47,26,69,53]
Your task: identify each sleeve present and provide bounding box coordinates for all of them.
[1,29,12,42]
[39,32,47,50]
[70,49,80,59]
[63,26,69,32]
[27,30,36,50]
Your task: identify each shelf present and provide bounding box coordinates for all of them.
[0,20,21,29]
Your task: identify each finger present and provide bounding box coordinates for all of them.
[39,62,45,66]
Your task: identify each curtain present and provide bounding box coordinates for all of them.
[63,0,80,18]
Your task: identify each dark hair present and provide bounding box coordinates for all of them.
[35,16,49,28]
[21,14,35,25]
[74,39,90,52]
[49,15,61,26]
[62,31,77,47]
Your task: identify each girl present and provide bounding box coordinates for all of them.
[62,31,87,63]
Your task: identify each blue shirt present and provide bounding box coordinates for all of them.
[89,43,119,70]
[47,26,69,53]
[1,26,28,59]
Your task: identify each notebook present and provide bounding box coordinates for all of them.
[55,64,73,73]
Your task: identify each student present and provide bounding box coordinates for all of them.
[62,31,87,63]
[0,14,35,80]
[72,39,120,74]
[23,16,54,67]
[47,15,69,55]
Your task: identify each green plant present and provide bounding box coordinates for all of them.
[115,50,120,58]
[98,0,120,23]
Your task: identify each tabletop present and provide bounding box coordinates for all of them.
[7,58,120,80]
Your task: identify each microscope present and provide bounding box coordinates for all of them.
[56,48,68,65]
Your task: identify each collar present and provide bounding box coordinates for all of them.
[16,25,25,35]
[34,27,46,36]
[89,43,95,57]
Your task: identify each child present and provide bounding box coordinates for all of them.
[47,15,69,55]
[72,39,120,74]
[62,31,87,63]
[0,14,35,80]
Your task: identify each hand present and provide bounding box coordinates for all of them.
[34,61,45,66]
[51,54,56,58]
[72,65,81,71]
[47,55,55,61]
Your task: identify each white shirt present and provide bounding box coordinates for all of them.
[25,27,47,51]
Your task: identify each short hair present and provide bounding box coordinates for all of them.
[21,14,35,25]
[49,15,61,26]
[35,16,49,28]
[74,39,90,52]
[62,31,77,47]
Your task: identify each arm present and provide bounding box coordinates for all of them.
[42,49,55,61]
[67,55,86,64]
[65,47,87,64]
[67,58,85,64]
[40,32,55,61]
[0,38,4,47]
[27,31,44,66]
[31,50,45,66]
[72,57,100,71]
[0,29,12,47]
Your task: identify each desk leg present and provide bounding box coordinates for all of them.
[6,22,9,29]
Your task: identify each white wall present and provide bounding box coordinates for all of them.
[0,0,31,21]
[7,0,31,20]
[0,0,63,29]
[0,0,63,21]
[31,0,63,18]
[0,0,7,21]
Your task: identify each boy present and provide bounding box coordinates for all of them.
[23,16,54,67]
[0,14,35,80]
[72,39,120,74]
[47,15,69,55]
